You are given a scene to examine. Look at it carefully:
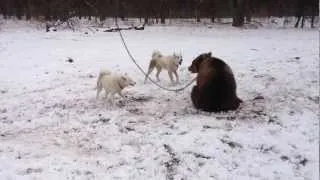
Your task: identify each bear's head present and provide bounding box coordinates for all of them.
[188,52,212,73]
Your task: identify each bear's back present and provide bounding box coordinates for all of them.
[195,56,240,112]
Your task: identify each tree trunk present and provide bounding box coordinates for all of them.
[311,16,315,28]
[25,0,32,20]
[196,17,201,23]
[45,11,51,21]
[77,6,82,19]
[25,8,31,20]
[232,0,245,27]
[195,1,201,23]
[245,0,252,23]
[295,0,305,28]
[295,16,301,28]
[300,16,305,28]
[160,1,166,24]
[211,16,215,23]
[160,16,165,24]
[245,16,251,23]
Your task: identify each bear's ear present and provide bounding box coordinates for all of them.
[207,52,212,57]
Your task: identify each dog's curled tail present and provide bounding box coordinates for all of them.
[95,69,111,90]
[152,50,162,60]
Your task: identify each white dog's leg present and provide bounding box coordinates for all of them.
[96,86,103,99]
[156,67,161,81]
[144,72,150,83]
[104,90,110,100]
[117,91,124,98]
[144,64,155,83]
[108,91,117,107]
[173,71,180,84]
[168,71,174,84]
[104,93,114,109]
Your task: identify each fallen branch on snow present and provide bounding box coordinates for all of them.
[103,25,145,32]
[220,138,243,149]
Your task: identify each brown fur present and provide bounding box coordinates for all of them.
[188,52,242,112]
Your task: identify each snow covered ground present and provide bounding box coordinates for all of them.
[0,20,319,179]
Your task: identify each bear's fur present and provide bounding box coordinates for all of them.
[188,52,242,112]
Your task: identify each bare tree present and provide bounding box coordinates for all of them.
[294,0,317,28]
[231,0,245,27]
[0,0,317,28]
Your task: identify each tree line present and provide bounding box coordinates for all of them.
[0,0,318,27]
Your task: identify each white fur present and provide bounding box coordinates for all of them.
[95,69,112,89]
[145,50,183,84]
[96,69,136,101]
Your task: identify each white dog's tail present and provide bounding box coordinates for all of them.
[95,69,111,90]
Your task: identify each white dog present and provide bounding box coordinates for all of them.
[144,50,183,84]
[96,69,136,101]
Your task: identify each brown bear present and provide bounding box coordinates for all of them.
[188,52,242,112]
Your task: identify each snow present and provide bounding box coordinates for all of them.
[0,19,319,180]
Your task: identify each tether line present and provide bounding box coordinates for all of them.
[114,1,196,92]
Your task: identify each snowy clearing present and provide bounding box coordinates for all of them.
[0,21,319,180]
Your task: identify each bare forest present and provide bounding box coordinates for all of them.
[0,0,318,27]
